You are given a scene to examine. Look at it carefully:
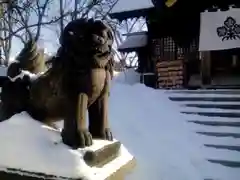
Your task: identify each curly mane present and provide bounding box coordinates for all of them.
[46,18,114,77]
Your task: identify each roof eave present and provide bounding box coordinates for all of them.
[118,46,147,53]
[122,31,148,36]
[109,8,153,21]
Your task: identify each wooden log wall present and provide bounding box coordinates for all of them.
[152,37,185,89]
[156,60,184,88]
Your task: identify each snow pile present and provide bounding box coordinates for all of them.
[113,68,140,85]
[110,70,240,180]
[113,70,121,77]
[8,69,44,82]
[0,66,7,76]
[0,112,133,179]
[109,83,206,180]
[110,70,205,179]
[110,0,154,14]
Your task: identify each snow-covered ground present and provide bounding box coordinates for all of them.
[111,69,240,180]
[112,71,205,180]
[0,68,239,180]
[0,66,7,76]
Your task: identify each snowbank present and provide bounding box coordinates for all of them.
[0,66,7,76]
[109,83,205,180]
[110,70,204,179]
[113,68,140,85]
[0,112,133,180]
[109,70,240,180]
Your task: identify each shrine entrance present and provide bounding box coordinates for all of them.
[210,49,240,87]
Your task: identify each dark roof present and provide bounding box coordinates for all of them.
[159,0,240,12]
[109,0,155,21]
[118,32,148,52]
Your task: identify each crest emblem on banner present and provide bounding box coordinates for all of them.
[217,16,240,41]
[199,8,240,51]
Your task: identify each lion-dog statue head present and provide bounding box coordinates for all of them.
[58,18,114,70]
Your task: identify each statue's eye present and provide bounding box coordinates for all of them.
[68,31,74,36]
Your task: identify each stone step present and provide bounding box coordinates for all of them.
[169,96,240,102]
[197,132,240,138]
[167,89,240,95]
[207,159,240,168]
[188,120,240,127]
[182,111,240,118]
[198,136,239,147]
[185,103,240,110]
[178,101,240,105]
[184,115,240,122]
[204,144,240,152]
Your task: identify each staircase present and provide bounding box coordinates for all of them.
[167,89,240,173]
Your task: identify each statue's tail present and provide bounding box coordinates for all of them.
[16,40,46,74]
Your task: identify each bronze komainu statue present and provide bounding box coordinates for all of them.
[0,18,114,149]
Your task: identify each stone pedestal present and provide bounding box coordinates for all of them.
[0,141,135,180]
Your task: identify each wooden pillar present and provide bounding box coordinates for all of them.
[200,51,211,86]
[0,3,3,65]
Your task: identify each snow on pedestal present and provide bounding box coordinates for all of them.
[0,112,135,180]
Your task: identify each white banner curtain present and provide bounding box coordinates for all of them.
[199,8,240,51]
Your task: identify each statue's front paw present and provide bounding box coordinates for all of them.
[102,128,113,141]
[78,130,93,148]
[90,128,113,141]
[61,129,93,149]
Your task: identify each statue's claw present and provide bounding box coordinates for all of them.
[91,128,113,141]
[103,128,113,141]
[78,130,93,148]
[61,129,93,149]
[97,128,113,141]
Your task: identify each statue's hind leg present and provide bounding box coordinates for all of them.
[0,79,30,122]
[88,93,113,141]
[61,109,80,148]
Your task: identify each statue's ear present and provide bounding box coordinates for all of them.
[107,29,113,41]
[88,18,95,24]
